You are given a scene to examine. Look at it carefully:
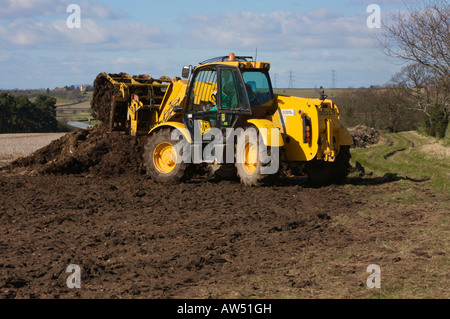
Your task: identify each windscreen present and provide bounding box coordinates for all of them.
[242,71,273,106]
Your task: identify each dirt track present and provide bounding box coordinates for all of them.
[0,127,448,299]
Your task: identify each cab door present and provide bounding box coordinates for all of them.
[184,64,251,141]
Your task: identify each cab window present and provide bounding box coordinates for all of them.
[218,68,250,111]
[188,68,217,112]
[242,71,273,106]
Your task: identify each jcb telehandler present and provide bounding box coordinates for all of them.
[91,53,353,186]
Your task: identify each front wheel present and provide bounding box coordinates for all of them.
[144,129,192,183]
[304,145,351,186]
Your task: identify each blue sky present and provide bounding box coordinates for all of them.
[0,0,409,89]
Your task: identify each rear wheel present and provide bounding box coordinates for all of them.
[235,127,280,186]
[304,145,351,186]
[144,129,192,183]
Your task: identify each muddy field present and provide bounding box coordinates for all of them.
[0,126,448,299]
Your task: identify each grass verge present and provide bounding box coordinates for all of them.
[350,131,450,192]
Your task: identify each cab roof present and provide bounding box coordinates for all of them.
[199,55,253,65]
[197,53,270,71]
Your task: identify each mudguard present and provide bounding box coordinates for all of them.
[149,122,192,144]
[247,119,284,147]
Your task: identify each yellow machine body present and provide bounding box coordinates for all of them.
[267,95,353,162]
[93,54,352,167]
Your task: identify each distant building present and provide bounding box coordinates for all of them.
[79,85,93,92]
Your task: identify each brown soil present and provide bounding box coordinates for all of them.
[1,172,447,299]
[1,127,448,299]
[91,74,119,123]
[90,73,173,123]
[4,124,145,176]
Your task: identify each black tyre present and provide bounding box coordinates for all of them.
[304,145,351,186]
[144,129,192,183]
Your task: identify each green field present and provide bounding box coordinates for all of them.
[56,100,93,123]
[274,88,349,99]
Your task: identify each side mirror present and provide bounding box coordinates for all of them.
[182,66,191,79]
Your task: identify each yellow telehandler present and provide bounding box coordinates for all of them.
[91,53,353,186]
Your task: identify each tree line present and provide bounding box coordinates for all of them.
[0,93,59,133]
[334,62,448,137]
[4,87,91,104]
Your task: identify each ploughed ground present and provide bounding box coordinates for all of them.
[0,125,448,298]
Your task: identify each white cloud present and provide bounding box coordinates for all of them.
[0,50,181,89]
[0,0,67,19]
[79,1,126,20]
[0,6,378,53]
[0,0,125,20]
[0,4,401,89]
[0,18,173,51]
[113,57,147,66]
[179,9,376,52]
[349,0,408,7]
[52,18,108,45]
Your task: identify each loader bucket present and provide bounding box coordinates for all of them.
[91,72,172,132]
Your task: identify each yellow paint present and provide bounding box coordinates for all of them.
[242,141,258,175]
[128,99,142,136]
[198,120,211,135]
[153,142,177,174]
[247,119,284,147]
[149,122,192,144]
[324,119,336,162]
[269,95,319,161]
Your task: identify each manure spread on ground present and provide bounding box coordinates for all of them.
[3,124,145,176]
[348,125,381,148]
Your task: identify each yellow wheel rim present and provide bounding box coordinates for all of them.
[242,142,258,175]
[153,142,177,174]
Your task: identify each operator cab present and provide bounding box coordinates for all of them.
[183,62,251,140]
[182,53,275,139]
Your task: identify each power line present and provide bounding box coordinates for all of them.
[331,70,336,89]
[288,70,295,89]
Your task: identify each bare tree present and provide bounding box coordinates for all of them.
[391,63,447,115]
[379,0,449,81]
[379,0,449,137]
